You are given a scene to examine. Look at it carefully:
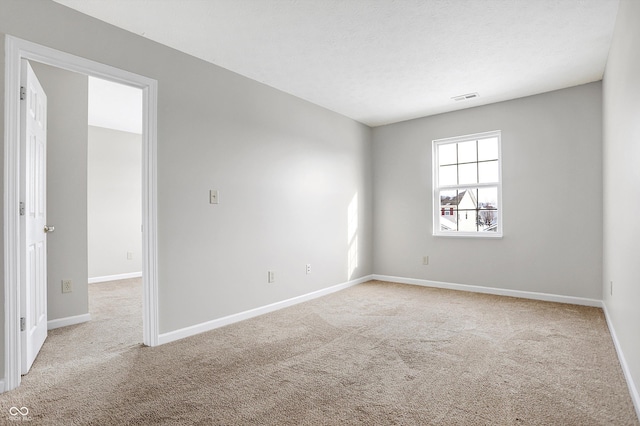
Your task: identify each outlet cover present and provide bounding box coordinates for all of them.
[306,264,311,274]
[268,271,275,283]
[62,280,72,293]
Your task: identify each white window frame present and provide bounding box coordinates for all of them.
[432,130,503,238]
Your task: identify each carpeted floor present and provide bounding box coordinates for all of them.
[0,279,638,425]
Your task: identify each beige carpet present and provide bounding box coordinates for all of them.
[0,279,638,425]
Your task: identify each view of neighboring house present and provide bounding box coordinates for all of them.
[440,190,498,232]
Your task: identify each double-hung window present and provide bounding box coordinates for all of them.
[433,130,502,237]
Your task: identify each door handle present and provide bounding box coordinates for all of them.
[44,225,55,233]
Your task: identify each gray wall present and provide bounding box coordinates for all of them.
[372,83,603,299]
[0,0,374,383]
[29,61,89,322]
[602,0,640,401]
[88,125,142,279]
[4,0,634,398]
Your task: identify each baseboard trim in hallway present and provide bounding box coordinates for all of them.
[88,272,142,284]
[47,313,91,330]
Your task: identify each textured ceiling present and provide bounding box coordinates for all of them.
[53,0,620,127]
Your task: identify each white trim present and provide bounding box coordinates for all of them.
[602,303,640,420]
[434,130,502,146]
[141,74,159,348]
[434,232,503,239]
[3,35,159,393]
[158,275,373,345]
[88,272,142,284]
[372,275,603,307]
[3,35,22,393]
[47,314,91,330]
[0,380,5,393]
[432,130,503,238]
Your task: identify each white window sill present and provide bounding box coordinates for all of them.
[433,232,503,239]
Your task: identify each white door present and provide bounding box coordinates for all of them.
[20,60,48,375]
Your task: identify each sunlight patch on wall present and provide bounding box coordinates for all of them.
[348,193,358,280]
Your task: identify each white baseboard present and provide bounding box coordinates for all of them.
[372,274,602,307]
[158,274,373,345]
[88,272,142,284]
[47,313,91,330]
[602,303,640,420]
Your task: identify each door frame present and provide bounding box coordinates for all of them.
[3,35,160,392]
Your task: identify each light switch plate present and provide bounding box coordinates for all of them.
[209,190,219,204]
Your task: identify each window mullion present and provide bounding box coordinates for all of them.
[438,182,498,191]
[476,140,479,185]
[456,143,459,186]
[433,130,502,237]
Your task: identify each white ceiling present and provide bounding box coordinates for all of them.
[55,0,619,127]
[88,77,142,134]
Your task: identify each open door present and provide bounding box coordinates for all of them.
[20,59,49,375]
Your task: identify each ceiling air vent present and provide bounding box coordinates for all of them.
[452,92,479,101]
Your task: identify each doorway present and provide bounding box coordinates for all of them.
[87,77,144,286]
[3,35,159,392]
[87,76,144,348]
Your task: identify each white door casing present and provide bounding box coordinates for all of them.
[4,35,159,392]
[20,60,48,375]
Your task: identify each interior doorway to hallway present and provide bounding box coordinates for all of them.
[18,60,145,376]
[87,77,144,288]
[4,35,159,393]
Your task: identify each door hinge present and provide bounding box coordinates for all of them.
[19,201,25,216]
[20,317,25,332]
[20,86,25,101]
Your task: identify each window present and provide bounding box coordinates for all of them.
[433,130,502,237]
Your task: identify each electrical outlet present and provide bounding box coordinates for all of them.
[62,280,72,293]
[423,256,429,265]
[268,271,275,283]
[306,264,311,274]
[127,251,133,260]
